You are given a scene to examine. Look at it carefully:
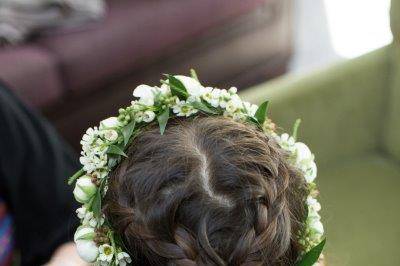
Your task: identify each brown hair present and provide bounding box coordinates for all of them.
[104,116,308,265]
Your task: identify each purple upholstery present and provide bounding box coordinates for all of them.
[37,0,266,93]
[0,46,63,107]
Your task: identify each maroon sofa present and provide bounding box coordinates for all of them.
[0,0,292,149]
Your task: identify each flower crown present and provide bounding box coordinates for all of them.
[69,70,325,266]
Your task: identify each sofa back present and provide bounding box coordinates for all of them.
[384,0,400,161]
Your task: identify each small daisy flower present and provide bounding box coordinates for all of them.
[98,244,114,264]
[173,100,198,117]
[116,252,132,266]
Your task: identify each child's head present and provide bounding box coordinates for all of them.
[104,116,308,265]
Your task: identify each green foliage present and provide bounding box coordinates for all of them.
[165,74,188,100]
[68,168,84,185]
[76,231,95,241]
[107,145,127,157]
[191,100,219,115]
[190,69,199,81]
[122,120,135,146]
[254,100,269,125]
[296,238,326,266]
[292,119,302,141]
[91,189,102,218]
[157,108,170,135]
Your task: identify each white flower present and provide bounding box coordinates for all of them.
[143,110,156,122]
[98,244,114,264]
[81,127,99,148]
[228,86,238,94]
[174,75,206,98]
[116,252,132,266]
[309,217,324,236]
[294,142,312,163]
[73,176,97,203]
[218,89,231,108]
[209,88,222,107]
[293,142,317,183]
[201,87,214,102]
[81,211,104,227]
[242,101,258,117]
[76,206,87,219]
[307,196,321,212]
[172,100,198,117]
[133,84,157,106]
[304,161,317,183]
[276,133,296,153]
[100,117,121,130]
[74,226,98,263]
[159,84,171,96]
[80,152,107,173]
[103,129,119,142]
[225,94,243,114]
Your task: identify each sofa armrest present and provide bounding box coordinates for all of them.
[240,46,392,166]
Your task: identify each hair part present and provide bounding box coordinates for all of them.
[104,116,308,265]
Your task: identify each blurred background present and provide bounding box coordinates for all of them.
[0,0,393,149]
[0,0,398,265]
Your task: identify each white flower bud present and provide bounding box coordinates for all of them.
[228,86,238,94]
[294,142,313,163]
[100,117,121,130]
[310,219,324,235]
[74,226,99,263]
[304,161,317,183]
[133,85,156,106]
[73,176,97,204]
[142,110,156,122]
[103,129,119,142]
[174,75,206,97]
[76,206,87,219]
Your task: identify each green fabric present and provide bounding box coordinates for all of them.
[240,47,392,166]
[391,0,400,41]
[384,0,400,161]
[318,154,400,266]
[240,6,400,262]
[384,45,400,161]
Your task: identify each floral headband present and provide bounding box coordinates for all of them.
[69,70,325,266]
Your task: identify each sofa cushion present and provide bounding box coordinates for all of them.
[384,0,400,160]
[0,46,63,108]
[319,155,400,266]
[37,0,266,94]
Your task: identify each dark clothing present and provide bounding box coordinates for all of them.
[0,83,79,265]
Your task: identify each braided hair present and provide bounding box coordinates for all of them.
[104,116,308,265]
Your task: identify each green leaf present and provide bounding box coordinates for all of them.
[191,100,219,115]
[91,189,102,218]
[122,120,136,146]
[165,74,188,100]
[76,232,95,241]
[190,69,199,82]
[68,168,84,185]
[296,239,326,266]
[107,145,127,157]
[292,119,302,141]
[107,155,119,168]
[254,100,269,125]
[246,116,261,129]
[157,108,170,135]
